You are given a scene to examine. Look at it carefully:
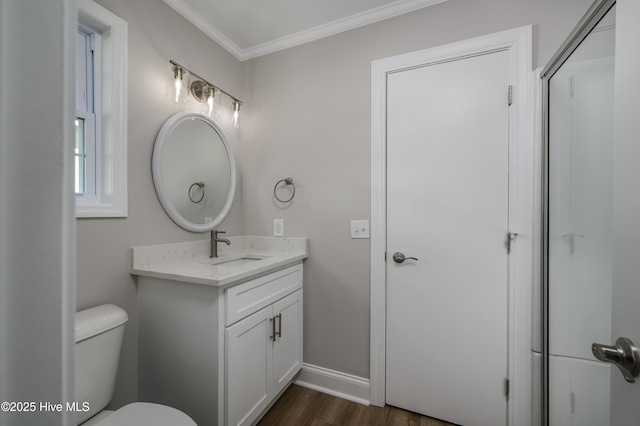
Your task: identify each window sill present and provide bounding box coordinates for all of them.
[76,200,127,218]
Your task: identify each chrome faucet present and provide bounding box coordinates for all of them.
[210,230,231,258]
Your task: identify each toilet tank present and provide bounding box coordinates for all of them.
[75,304,128,425]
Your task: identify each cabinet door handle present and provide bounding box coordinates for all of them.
[270,317,276,342]
[275,313,282,339]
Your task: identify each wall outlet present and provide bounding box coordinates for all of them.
[351,220,370,239]
[274,219,284,237]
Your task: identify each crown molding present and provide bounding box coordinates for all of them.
[163,0,244,59]
[165,0,447,61]
[240,0,447,60]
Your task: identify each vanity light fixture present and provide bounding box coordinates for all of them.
[166,64,190,103]
[168,60,242,126]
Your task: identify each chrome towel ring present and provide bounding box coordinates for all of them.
[273,177,295,203]
[188,181,205,203]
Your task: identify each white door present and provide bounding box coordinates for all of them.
[386,49,511,426]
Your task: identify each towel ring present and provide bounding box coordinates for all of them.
[274,178,295,203]
[188,181,205,203]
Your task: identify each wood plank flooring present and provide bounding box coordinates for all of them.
[257,385,455,426]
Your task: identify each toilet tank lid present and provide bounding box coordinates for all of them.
[75,304,128,343]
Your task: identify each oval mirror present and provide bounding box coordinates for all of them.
[152,111,236,232]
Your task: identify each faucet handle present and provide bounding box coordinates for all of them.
[214,230,226,236]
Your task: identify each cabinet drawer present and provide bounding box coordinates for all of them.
[225,264,302,326]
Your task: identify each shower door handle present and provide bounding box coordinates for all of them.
[592,337,640,383]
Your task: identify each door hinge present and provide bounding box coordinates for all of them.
[504,378,510,399]
[508,85,513,106]
[505,232,518,254]
[384,251,387,261]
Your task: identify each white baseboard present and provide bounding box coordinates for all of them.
[294,363,370,406]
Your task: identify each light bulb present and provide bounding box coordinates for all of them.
[174,76,182,103]
[232,101,241,128]
[206,92,214,116]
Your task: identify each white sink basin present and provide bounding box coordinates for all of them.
[202,255,268,267]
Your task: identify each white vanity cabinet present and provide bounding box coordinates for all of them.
[226,289,302,426]
[137,262,303,426]
[225,264,303,426]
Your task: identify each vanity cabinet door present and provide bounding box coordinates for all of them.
[272,290,303,396]
[226,307,273,426]
[225,264,304,425]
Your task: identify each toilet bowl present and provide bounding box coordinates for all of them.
[80,402,194,426]
[75,304,195,426]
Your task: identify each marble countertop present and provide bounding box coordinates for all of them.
[130,236,308,287]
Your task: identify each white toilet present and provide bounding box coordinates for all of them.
[75,304,196,426]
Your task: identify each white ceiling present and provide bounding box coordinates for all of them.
[164,0,447,61]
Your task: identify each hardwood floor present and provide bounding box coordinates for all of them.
[258,385,455,426]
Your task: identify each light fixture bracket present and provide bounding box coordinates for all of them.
[190,80,210,103]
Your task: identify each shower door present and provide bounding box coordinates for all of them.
[547,41,615,426]
[544,0,640,424]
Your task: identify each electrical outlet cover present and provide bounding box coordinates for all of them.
[274,219,284,237]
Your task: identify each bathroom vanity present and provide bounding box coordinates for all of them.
[130,236,307,426]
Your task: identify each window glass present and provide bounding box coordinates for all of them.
[75,27,97,199]
[75,118,86,194]
[76,0,127,217]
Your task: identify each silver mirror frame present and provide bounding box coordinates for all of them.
[540,0,616,424]
[152,110,237,232]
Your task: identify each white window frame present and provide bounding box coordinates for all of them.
[77,0,127,217]
[76,26,100,202]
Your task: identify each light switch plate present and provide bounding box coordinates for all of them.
[351,220,370,239]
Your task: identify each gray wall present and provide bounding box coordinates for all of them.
[78,0,244,406]
[77,0,593,406]
[241,0,593,379]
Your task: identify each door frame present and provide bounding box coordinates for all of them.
[370,26,533,425]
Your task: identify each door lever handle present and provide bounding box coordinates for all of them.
[392,252,418,264]
[592,337,640,383]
